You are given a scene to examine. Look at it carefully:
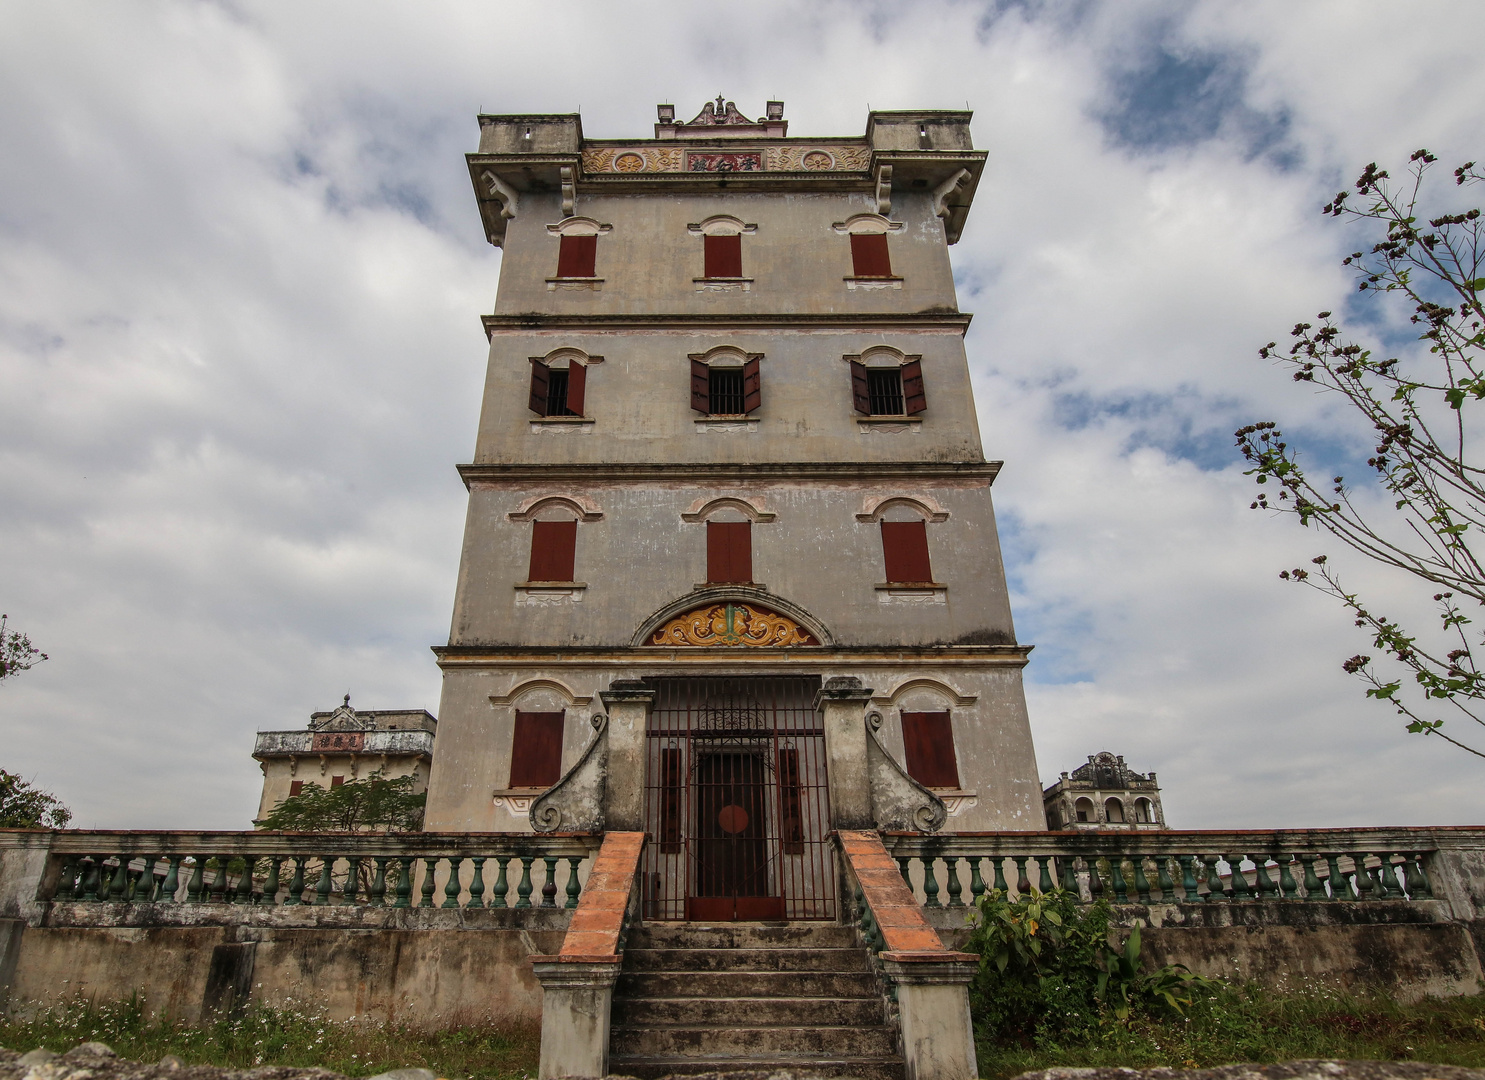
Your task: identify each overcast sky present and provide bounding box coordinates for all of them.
[2,0,1483,831]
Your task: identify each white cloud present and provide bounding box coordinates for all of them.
[1,0,1481,829]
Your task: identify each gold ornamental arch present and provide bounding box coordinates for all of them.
[648,601,817,648]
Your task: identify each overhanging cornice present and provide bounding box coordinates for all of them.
[482,312,973,336]
[432,643,1034,668]
[455,460,1002,488]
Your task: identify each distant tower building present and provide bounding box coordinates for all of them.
[1043,751,1165,830]
[252,697,436,822]
[424,97,1047,920]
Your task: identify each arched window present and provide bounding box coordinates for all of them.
[527,503,579,584]
[847,346,926,418]
[689,216,757,281]
[1074,797,1094,823]
[1135,798,1154,824]
[689,346,762,417]
[832,214,904,279]
[1104,797,1125,824]
[546,217,611,280]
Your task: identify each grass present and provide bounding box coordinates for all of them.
[977,982,1485,1080]
[0,996,539,1080]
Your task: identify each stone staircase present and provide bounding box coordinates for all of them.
[608,922,905,1080]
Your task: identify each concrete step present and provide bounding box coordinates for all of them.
[616,969,880,999]
[611,1022,900,1058]
[622,946,873,972]
[611,994,885,1027]
[607,1054,907,1080]
[627,922,859,950]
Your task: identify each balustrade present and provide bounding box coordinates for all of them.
[885,833,1437,908]
[42,833,598,912]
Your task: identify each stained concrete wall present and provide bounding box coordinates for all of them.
[6,907,569,1026]
[492,190,958,319]
[424,659,1043,834]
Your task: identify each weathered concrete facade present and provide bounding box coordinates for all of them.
[424,100,1046,883]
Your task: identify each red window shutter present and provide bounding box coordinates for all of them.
[564,362,586,416]
[881,520,932,583]
[690,358,711,413]
[509,711,565,787]
[331,775,345,788]
[528,519,577,582]
[902,358,927,414]
[850,233,892,277]
[704,234,742,278]
[556,234,596,278]
[901,712,960,789]
[849,360,871,415]
[742,356,761,414]
[289,780,304,798]
[660,747,682,854]
[528,361,550,417]
[707,520,751,583]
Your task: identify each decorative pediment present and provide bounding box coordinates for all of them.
[686,96,761,127]
[650,601,816,648]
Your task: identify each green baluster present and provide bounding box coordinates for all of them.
[1301,854,1324,901]
[187,856,207,904]
[260,857,280,905]
[1202,854,1223,900]
[394,857,414,907]
[83,855,107,902]
[444,857,465,908]
[969,857,986,903]
[1406,853,1433,899]
[1376,854,1399,899]
[1277,855,1299,899]
[1155,857,1175,901]
[491,856,511,908]
[921,858,941,907]
[1012,857,1032,897]
[314,858,334,906]
[992,856,1008,895]
[1109,857,1128,902]
[1256,857,1280,901]
[1178,855,1201,902]
[236,857,256,904]
[342,857,360,905]
[542,856,559,907]
[1038,856,1055,894]
[1225,855,1248,900]
[419,858,438,907]
[515,856,535,908]
[565,857,582,909]
[213,857,235,903]
[1059,856,1078,897]
[1132,857,1151,903]
[466,857,486,909]
[125,859,148,902]
[1086,858,1105,900]
[54,856,76,901]
[284,857,307,906]
[1353,856,1376,901]
[1324,855,1350,900]
[945,858,963,907]
[897,856,913,888]
[109,855,130,902]
[368,858,388,907]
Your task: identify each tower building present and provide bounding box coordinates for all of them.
[423,98,1045,921]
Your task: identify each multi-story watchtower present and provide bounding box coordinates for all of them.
[424,98,1045,921]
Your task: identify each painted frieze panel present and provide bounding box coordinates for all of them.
[650,602,816,647]
[311,730,365,752]
[582,144,871,175]
[687,151,763,173]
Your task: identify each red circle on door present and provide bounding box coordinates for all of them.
[718,804,749,834]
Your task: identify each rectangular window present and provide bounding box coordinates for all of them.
[867,368,904,415]
[693,358,761,415]
[331,775,345,788]
[706,520,752,583]
[529,362,586,417]
[901,711,960,789]
[555,234,597,278]
[509,711,565,788]
[850,233,892,277]
[528,520,577,582]
[778,748,804,854]
[709,368,744,414]
[660,747,682,854]
[881,520,933,583]
[703,233,742,278]
[289,780,304,798]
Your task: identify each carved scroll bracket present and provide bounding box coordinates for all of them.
[865,710,947,833]
[529,712,608,833]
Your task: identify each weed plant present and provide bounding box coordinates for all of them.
[0,995,538,1080]
[964,887,1485,1080]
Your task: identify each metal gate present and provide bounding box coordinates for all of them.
[642,676,835,921]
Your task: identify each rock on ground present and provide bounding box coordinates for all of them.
[0,1044,362,1080]
[1010,1062,1485,1080]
